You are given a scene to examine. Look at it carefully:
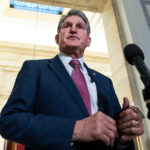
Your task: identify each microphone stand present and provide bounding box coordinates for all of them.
[142,87,150,120]
[132,57,150,120]
[140,74,150,119]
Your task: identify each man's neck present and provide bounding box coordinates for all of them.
[59,48,84,59]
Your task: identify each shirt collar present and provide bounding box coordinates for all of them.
[58,52,84,70]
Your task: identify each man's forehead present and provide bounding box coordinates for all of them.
[63,15,86,24]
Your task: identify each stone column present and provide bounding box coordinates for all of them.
[102,0,150,149]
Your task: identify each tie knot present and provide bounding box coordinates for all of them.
[69,59,80,68]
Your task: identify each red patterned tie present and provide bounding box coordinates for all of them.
[70,59,91,114]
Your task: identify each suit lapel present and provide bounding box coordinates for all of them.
[47,55,89,115]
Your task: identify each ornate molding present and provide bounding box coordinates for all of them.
[0,41,111,76]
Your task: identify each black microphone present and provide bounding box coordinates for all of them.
[124,44,150,119]
[124,44,150,87]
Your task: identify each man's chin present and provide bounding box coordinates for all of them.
[65,44,80,49]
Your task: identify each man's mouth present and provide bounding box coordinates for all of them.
[67,36,79,40]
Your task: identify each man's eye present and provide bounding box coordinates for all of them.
[77,25,82,28]
[77,24,85,29]
[64,25,69,28]
[63,24,70,28]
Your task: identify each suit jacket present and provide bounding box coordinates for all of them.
[0,55,134,150]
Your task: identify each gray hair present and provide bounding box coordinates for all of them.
[57,9,91,35]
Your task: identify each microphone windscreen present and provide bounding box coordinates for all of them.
[124,44,144,65]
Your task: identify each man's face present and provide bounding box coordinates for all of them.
[55,15,91,58]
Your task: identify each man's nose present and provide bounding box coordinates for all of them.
[70,25,77,33]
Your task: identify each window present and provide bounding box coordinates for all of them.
[10,0,64,15]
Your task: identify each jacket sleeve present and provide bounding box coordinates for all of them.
[0,61,76,150]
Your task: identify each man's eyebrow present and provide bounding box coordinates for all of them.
[62,21,86,28]
[63,21,72,25]
[63,20,85,24]
[77,22,86,26]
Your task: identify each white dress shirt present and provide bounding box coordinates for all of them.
[58,52,98,114]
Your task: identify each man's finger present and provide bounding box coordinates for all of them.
[123,97,130,109]
[119,125,144,135]
[118,120,139,129]
[102,135,111,146]
[118,111,139,124]
[119,134,135,144]
[103,128,116,147]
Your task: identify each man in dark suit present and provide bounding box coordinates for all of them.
[0,9,144,150]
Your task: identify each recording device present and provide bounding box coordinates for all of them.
[124,44,150,119]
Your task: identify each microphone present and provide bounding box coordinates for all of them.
[124,44,150,87]
[124,44,150,119]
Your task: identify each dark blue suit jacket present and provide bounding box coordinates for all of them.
[0,55,134,150]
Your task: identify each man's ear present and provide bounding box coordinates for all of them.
[87,36,91,47]
[55,34,59,44]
